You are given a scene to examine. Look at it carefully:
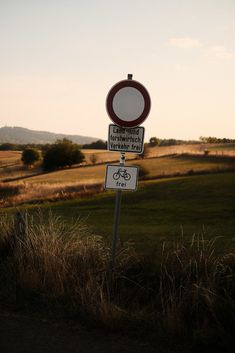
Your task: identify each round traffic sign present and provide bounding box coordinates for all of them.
[106,79,151,128]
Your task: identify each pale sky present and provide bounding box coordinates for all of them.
[0,0,235,141]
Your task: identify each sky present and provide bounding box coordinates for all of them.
[0,0,235,141]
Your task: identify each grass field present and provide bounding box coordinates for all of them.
[208,143,235,151]
[1,144,235,182]
[1,154,235,209]
[82,149,136,163]
[0,151,21,164]
[10,171,234,256]
[144,143,235,157]
[24,154,235,184]
[0,150,136,182]
[0,151,21,169]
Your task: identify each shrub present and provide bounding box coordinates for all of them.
[90,153,98,164]
[43,139,85,170]
[83,139,107,149]
[149,137,160,147]
[21,148,41,166]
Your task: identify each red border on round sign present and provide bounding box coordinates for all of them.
[106,79,151,128]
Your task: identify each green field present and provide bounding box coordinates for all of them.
[2,154,235,208]
[24,154,235,184]
[17,171,234,255]
[208,143,235,151]
[1,152,235,255]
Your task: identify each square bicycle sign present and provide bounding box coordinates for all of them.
[105,165,139,191]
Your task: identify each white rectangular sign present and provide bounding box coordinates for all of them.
[105,165,139,191]
[108,124,145,154]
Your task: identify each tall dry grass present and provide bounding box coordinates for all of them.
[159,233,235,345]
[0,181,104,207]
[0,211,143,325]
[0,212,234,350]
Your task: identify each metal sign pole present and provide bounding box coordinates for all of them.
[111,74,133,268]
[111,152,125,268]
[106,74,151,268]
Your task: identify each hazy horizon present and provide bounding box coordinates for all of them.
[1,124,233,143]
[1,0,235,141]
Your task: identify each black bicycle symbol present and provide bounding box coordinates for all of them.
[113,168,131,181]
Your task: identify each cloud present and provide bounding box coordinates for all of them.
[205,46,234,60]
[169,37,202,49]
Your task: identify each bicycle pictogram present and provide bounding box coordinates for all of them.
[113,168,131,181]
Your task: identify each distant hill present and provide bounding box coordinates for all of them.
[0,126,99,145]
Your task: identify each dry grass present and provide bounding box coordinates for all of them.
[133,155,235,179]
[1,147,235,185]
[1,154,235,207]
[0,212,144,325]
[0,181,104,207]
[0,151,21,164]
[146,144,235,158]
[160,232,235,341]
[20,154,235,186]
[0,151,42,181]
[0,212,234,349]
[82,149,136,164]
[0,151,22,178]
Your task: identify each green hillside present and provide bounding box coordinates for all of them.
[26,154,235,184]
[28,171,235,254]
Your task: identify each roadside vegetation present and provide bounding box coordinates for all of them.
[0,212,234,352]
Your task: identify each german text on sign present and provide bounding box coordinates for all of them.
[108,124,145,154]
[105,165,139,191]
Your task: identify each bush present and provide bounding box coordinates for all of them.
[204,149,210,156]
[83,139,107,149]
[43,139,85,170]
[21,148,41,166]
[149,137,160,147]
[90,153,98,164]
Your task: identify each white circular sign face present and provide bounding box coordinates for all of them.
[112,87,145,122]
[106,79,151,128]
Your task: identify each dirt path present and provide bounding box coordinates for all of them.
[0,312,167,353]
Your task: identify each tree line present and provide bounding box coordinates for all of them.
[0,139,107,152]
[148,137,199,147]
[1,136,234,153]
[0,139,107,171]
[199,136,235,144]
[148,136,235,147]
